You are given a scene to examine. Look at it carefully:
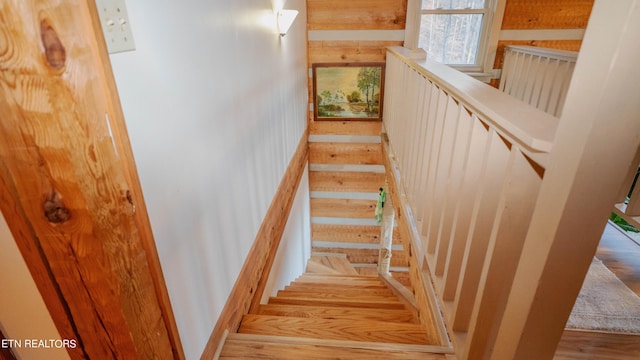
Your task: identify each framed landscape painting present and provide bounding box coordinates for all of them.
[313,63,385,121]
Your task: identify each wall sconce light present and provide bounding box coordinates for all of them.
[277,9,298,37]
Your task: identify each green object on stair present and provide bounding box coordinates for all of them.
[375,187,386,223]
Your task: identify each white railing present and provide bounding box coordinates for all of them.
[499,45,578,117]
[383,46,559,358]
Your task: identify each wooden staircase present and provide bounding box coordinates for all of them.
[216,121,451,358]
[307,121,411,288]
[218,263,448,359]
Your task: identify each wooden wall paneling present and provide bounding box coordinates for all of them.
[501,0,594,30]
[307,0,407,30]
[308,41,402,64]
[309,142,383,165]
[306,1,406,122]
[201,131,309,359]
[309,120,382,135]
[0,1,180,358]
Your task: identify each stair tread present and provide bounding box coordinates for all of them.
[294,277,383,286]
[269,296,406,310]
[238,314,432,345]
[299,273,380,280]
[220,333,451,359]
[312,247,410,267]
[255,304,418,323]
[285,284,392,294]
[307,255,359,275]
[276,289,398,301]
[305,259,344,275]
[297,275,381,281]
[288,281,388,290]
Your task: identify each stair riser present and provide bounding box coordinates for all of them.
[311,198,377,219]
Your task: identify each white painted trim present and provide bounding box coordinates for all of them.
[310,191,380,200]
[310,251,347,258]
[406,0,507,72]
[311,217,397,227]
[312,241,403,251]
[350,263,410,272]
[308,30,405,41]
[309,164,386,173]
[483,0,508,73]
[311,217,380,226]
[499,29,585,41]
[404,0,421,49]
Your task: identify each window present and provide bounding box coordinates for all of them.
[417,0,497,71]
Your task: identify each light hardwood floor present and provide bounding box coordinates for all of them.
[597,222,640,296]
[554,222,640,359]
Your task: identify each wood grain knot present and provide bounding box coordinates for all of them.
[126,190,134,205]
[44,191,71,223]
[40,20,66,70]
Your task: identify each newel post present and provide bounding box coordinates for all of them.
[377,186,394,274]
[491,0,640,358]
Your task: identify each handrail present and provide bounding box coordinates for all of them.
[499,45,578,117]
[387,46,558,163]
[503,45,578,63]
[383,46,556,358]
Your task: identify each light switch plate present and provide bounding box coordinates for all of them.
[95,0,135,54]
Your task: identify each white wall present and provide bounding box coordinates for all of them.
[107,1,308,358]
[261,165,311,303]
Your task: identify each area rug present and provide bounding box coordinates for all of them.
[566,257,640,334]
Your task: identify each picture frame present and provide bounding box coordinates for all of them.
[312,63,385,121]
